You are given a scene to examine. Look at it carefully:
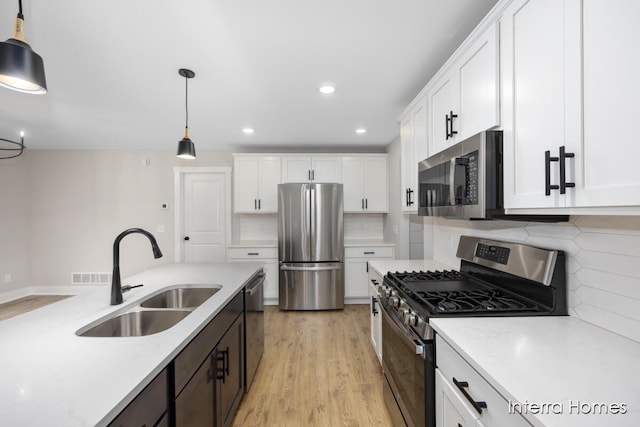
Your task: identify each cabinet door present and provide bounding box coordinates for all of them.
[345,259,369,298]
[311,157,342,182]
[400,100,426,213]
[263,259,279,301]
[435,369,478,427]
[257,156,281,212]
[428,70,458,156]
[281,156,312,182]
[216,314,245,427]
[341,157,366,212]
[175,358,215,427]
[457,22,499,141]
[368,280,382,363]
[365,157,388,212]
[573,0,640,207]
[501,0,570,209]
[233,157,259,213]
[108,369,167,427]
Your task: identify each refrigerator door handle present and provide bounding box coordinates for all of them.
[309,184,316,260]
[280,264,343,272]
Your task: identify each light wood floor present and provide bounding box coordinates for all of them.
[231,305,393,427]
[0,295,71,321]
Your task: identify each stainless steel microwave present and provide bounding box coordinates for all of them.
[418,131,503,219]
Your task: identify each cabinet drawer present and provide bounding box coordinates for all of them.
[345,246,394,259]
[436,335,530,427]
[228,247,278,259]
[174,292,243,396]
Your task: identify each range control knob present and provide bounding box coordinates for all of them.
[405,313,418,327]
[383,287,392,298]
[389,296,400,307]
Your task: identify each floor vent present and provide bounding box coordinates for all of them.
[71,272,112,285]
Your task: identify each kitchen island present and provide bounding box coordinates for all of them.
[431,316,640,427]
[0,262,262,427]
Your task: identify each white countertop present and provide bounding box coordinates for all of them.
[368,259,452,276]
[0,262,262,427]
[431,316,640,427]
[228,240,396,248]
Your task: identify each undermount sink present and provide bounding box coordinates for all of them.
[77,285,223,337]
[78,309,190,337]
[140,286,221,309]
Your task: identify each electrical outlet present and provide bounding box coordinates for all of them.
[4,273,12,284]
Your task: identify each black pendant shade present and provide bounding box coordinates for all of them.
[0,3,47,95]
[177,135,196,159]
[176,68,196,159]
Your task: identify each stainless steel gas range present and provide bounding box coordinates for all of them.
[378,236,568,427]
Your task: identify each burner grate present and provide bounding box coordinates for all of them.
[414,289,538,314]
[390,270,463,282]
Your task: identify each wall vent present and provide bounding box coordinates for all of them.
[71,272,112,285]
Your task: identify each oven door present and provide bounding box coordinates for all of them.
[380,300,434,427]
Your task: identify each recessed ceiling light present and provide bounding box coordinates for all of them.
[318,84,336,95]
[242,128,255,134]
[355,128,367,134]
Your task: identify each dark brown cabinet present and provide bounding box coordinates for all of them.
[174,291,245,427]
[108,369,168,427]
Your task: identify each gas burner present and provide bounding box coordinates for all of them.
[415,289,538,314]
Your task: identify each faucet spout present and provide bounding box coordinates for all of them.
[111,228,163,305]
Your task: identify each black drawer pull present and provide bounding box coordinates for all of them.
[364,251,375,255]
[371,296,378,316]
[453,377,487,414]
[247,252,259,256]
[545,150,560,195]
[559,145,575,194]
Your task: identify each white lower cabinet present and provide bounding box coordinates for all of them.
[436,335,530,427]
[227,247,278,303]
[344,246,394,302]
[368,267,383,363]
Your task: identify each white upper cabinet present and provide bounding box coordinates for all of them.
[427,22,500,156]
[342,155,388,213]
[399,97,428,212]
[281,156,342,183]
[502,0,640,213]
[233,155,281,213]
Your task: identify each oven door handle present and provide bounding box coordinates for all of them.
[380,302,426,357]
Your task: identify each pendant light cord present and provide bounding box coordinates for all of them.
[17,0,24,19]
[184,76,189,130]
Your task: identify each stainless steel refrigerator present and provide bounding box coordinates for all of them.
[278,183,344,310]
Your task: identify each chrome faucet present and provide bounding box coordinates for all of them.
[111,228,163,305]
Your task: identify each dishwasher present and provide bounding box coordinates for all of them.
[244,270,265,390]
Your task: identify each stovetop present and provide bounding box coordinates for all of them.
[384,269,546,318]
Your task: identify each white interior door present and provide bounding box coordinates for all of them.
[175,168,231,263]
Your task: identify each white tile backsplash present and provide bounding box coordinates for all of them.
[430,216,640,343]
[344,214,384,240]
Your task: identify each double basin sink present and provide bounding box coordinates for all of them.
[76,286,222,337]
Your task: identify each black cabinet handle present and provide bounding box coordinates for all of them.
[215,351,225,383]
[453,377,487,414]
[365,199,368,209]
[247,252,259,256]
[450,111,458,138]
[371,279,379,285]
[545,150,560,195]
[312,170,315,181]
[308,170,311,181]
[364,251,375,255]
[445,114,451,140]
[371,296,378,315]
[408,188,414,206]
[254,199,257,210]
[559,146,575,194]
[184,236,190,241]
[258,199,261,209]
[362,198,365,209]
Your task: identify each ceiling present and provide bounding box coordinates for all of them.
[0,0,498,152]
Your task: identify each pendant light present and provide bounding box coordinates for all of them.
[0,131,25,159]
[0,0,47,94]
[176,68,196,159]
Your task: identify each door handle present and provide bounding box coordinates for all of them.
[371,296,378,315]
[407,188,414,206]
[362,198,365,210]
[258,199,261,209]
[184,236,190,241]
[545,150,560,195]
[445,114,450,140]
[254,199,257,210]
[449,111,458,138]
[365,199,368,209]
[559,146,575,194]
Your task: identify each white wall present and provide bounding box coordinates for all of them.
[5,149,234,289]
[383,136,411,259]
[0,155,30,293]
[429,216,640,343]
